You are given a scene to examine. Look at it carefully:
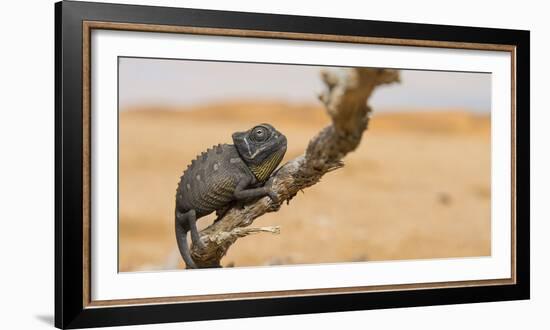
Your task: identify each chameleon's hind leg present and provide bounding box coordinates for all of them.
[175,210,196,269]
[186,209,206,249]
[214,203,234,222]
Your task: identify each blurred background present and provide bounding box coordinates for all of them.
[118,57,491,272]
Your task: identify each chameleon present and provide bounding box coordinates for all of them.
[175,124,287,269]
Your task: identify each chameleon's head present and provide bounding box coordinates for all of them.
[232,124,287,181]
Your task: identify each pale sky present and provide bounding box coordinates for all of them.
[119,57,491,113]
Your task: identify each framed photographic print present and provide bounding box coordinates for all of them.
[55,0,530,328]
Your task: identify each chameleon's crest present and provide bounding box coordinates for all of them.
[232,124,287,179]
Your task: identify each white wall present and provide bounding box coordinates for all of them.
[0,0,547,329]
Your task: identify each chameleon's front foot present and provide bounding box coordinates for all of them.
[265,177,281,210]
[267,189,279,204]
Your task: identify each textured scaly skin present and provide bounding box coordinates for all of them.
[176,144,244,217]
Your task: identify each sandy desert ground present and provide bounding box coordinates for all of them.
[118,101,491,272]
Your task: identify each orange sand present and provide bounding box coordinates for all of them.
[119,102,491,271]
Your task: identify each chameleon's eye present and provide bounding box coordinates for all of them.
[251,126,269,142]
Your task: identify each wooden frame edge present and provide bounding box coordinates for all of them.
[82,21,92,308]
[86,278,515,308]
[84,20,516,52]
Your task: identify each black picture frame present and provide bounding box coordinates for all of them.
[55,1,530,328]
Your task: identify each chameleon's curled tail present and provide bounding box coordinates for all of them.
[175,220,197,269]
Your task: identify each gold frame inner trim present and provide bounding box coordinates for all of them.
[82,20,517,308]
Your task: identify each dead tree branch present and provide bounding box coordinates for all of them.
[190,67,400,268]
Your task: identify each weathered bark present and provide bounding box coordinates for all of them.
[190,67,400,268]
